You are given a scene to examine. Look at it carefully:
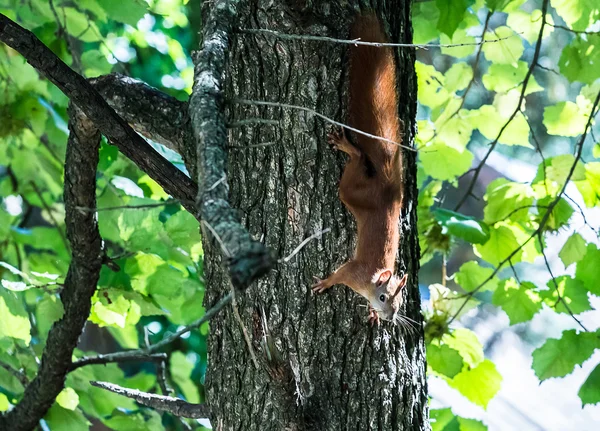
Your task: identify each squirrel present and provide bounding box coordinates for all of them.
[312,13,408,325]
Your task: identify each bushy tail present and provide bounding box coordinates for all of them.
[348,14,402,166]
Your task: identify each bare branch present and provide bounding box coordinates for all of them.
[279,228,332,263]
[90,381,209,419]
[90,74,193,163]
[190,0,274,289]
[69,352,167,371]
[236,99,415,152]
[0,105,103,431]
[0,14,199,218]
[240,27,519,49]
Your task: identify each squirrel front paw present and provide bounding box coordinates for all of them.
[368,305,380,326]
[311,276,331,294]
[328,129,360,157]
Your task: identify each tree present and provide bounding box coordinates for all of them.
[2,0,600,430]
[0,0,428,430]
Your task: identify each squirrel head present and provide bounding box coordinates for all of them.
[369,270,408,321]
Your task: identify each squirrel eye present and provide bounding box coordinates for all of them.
[379,294,386,302]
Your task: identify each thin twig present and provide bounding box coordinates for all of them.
[90,381,209,419]
[239,28,519,49]
[235,99,415,152]
[279,228,331,263]
[201,220,232,258]
[0,360,29,386]
[537,232,588,332]
[549,23,600,35]
[76,199,185,213]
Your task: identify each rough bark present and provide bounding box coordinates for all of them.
[0,105,103,431]
[200,1,427,430]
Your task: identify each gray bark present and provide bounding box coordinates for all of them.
[199,1,427,430]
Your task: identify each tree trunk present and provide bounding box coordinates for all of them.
[200,1,427,429]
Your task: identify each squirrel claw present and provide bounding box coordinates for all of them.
[311,276,329,294]
[368,306,380,326]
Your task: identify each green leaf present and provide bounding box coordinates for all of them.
[483,179,534,224]
[428,343,464,378]
[81,50,113,77]
[56,387,80,411]
[532,329,600,380]
[444,63,474,93]
[458,417,488,431]
[0,393,9,412]
[576,244,600,295]
[442,328,484,368]
[482,62,529,94]
[537,197,573,231]
[36,295,64,340]
[433,209,490,244]
[506,10,553,43]
[61,7,102,42]
[103,410,165,431]
[440,28,476,59]
[0,290,31,345]
[170,351,200,403]
[43,404,90,431]
[544,101,589,136]
[492,279,542,324]
[544,154,586,186]
[97,0,148,26]
[416,62,450,109]
[474,222,538,266]
[435,0,474,38]
[449,359,502,409]
[551,0,599,32]
[579,364,600,406]
[541,276,592,315]
[420,143,473,181]
[559,233,587,267]
[454,261,499,292]
[413,1,441,44]
[165,210,202,257]
[482,26,523,65]
[559,35,600,84]
[467,106,531,147]
[430,408,460,431]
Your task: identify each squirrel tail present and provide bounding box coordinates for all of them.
[348,14,401,159]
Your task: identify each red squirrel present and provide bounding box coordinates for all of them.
[312,13,408,324]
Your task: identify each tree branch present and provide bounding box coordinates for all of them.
[0,14,199,218]
[69,352,167,372]
[89,73,195,172]
[0,105,103,431]
[90,381,209,419]
[189,0,274,289]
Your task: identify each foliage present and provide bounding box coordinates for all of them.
[416,0,600,427]
[0,0,206,429]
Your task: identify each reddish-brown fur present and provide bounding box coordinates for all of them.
[312,14,406,322]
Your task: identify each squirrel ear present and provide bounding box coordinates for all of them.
[398,273,409,289]
[377,270,393,286]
